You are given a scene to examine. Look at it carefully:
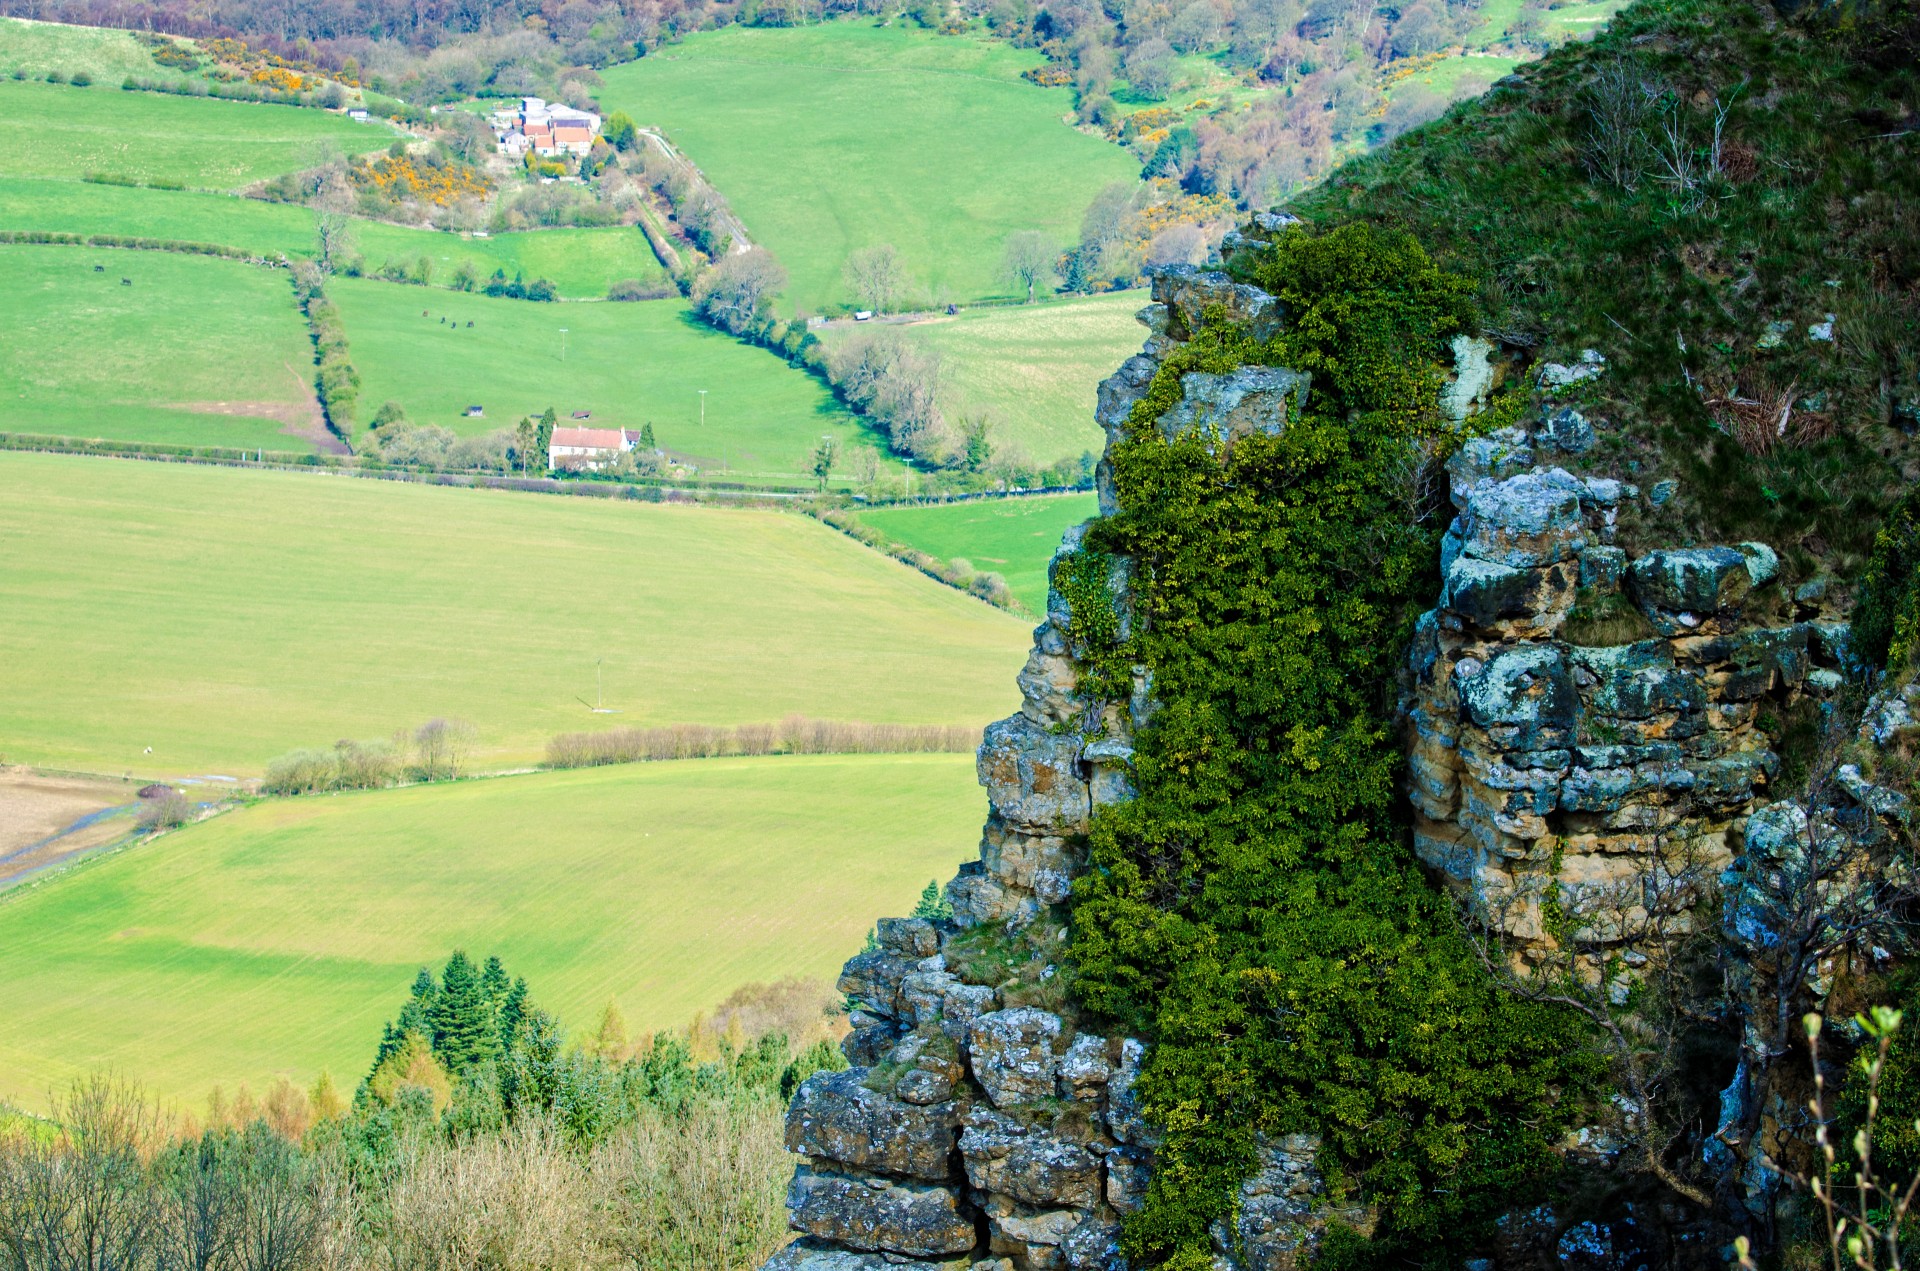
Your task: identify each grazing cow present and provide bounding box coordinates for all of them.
[121,278,131,285]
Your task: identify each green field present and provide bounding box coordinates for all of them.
[335,278,892,480]
[854,492,1097,614]
[0,78,386,187]
[0,452,1027,775]
[347,221,670,298]
[825,292,1144,466]
[0,246,322,448]
[0,754,983,1105]
[0,178,668,299]
[598,22,1139,313]
[0,17,197,86]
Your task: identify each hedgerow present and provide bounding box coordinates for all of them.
[1066,224,1601,1267]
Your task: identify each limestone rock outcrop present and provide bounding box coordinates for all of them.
[761,254,1894,1270]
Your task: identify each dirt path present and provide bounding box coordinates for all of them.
[0,769,141,890]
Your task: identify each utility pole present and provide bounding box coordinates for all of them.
[698,389,707,427]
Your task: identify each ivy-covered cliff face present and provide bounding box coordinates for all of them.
[757,2,1920,1269]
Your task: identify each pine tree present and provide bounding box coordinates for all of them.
[429,950,500,1074]
[912,879,951,921]
[639,422,656,450]
[499,976,529,1051]
[534,407,556,469]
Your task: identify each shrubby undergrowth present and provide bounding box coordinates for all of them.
[0,957,844,1271]
[1066,225,1599,1266]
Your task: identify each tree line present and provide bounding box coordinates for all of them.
[0,953,846,1270]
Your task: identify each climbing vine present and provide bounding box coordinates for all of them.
[1066,224,1601,1267]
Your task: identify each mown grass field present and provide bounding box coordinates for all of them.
[347,221,669,298]
[0,246,321,448]
[598,22,1139,314]
[0,79,386,187]
[335,278,893,480]
[854,492,1097,614]
[0,754,984,1106]
[825,292,1143,466]
[0,16,198,85]
[0,178,669,299]
[0,452,1028,775]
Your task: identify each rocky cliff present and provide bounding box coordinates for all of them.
[760,245,1915,1270]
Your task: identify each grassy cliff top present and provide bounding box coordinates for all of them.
[1293,0,1920,594]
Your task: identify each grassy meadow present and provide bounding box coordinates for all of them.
[853,492,1096,614]
[347,221,670,298]
[825,292,1143,465]
[0,17,198,86]
[0,178,669,299]
[0,78,386,188]
[0,246,322,448]
[334,278,893,479]
[0,452,1028,775]
[0,754,984,1106]
[598,22,1139,313]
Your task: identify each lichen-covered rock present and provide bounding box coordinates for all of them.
[970,1008,1064,1108]
[1149,264,1283,342]
[1156,367,1310,449]
[1628,547,1753,634]
[786,1069,962,1180]
[979,716,1093,834]
[762,1238,967,1270]
[1105,1039,1153,1146]
[961,1109,1103,1209]
[787,1166,976,1257]
[983,1195,1086,1268]
[1057,1034,1113,1101]
[1440,334,1498,421]
[1460,470,1586,569]
[1210,1135,1369,1271]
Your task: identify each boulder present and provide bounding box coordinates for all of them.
[786,1069,961,1181]
[761,1238,964,1270]
[1460,471,1586,569]
[1105,1039,1153,1145]
[1439,335,1498,421]
[1156,367,1310,449]
[1627,547,1753,634]
[1057,1033,1113,1101]
[786,1166,976,1257]
[1149,265,1282,342]
[978,717,1092,835]
[970,1008,1064,1108]
[960,1109,1103,1210]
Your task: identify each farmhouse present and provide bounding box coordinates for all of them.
[491,97,602,159]
[548,425,640,471]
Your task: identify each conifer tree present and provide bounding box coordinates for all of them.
[639,422,656,449]
[429,950,500,1074]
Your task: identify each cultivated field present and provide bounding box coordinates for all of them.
[0,769,140,891]
[0,753,984,1105]
[853,492,1097,615]
[0,452,1028,775]
[598,23,1139,313]
[0,78,386,187]
[334,278,893,479]
[824,292,1144,466]
[0,246,324,449]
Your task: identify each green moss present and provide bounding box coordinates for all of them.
[1855,483,1920,674]
[1067,225,1600,1265]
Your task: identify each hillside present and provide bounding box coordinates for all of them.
[0,753,981,1104]
[1294,0,1920,582]
[597,22,1140,313]
[0,453,1028,775]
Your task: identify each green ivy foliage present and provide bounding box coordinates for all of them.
[1853,482,1920,674]
[1067,225,1600,1266]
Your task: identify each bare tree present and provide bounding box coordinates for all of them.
[1581,61,1659,191]
[999,231,1059,304]
[692,249,787,335]
[316,210,355,278]
[413,718,477,782]
[843,244,908,314]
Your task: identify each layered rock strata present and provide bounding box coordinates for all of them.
[762,256,1893,1270]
